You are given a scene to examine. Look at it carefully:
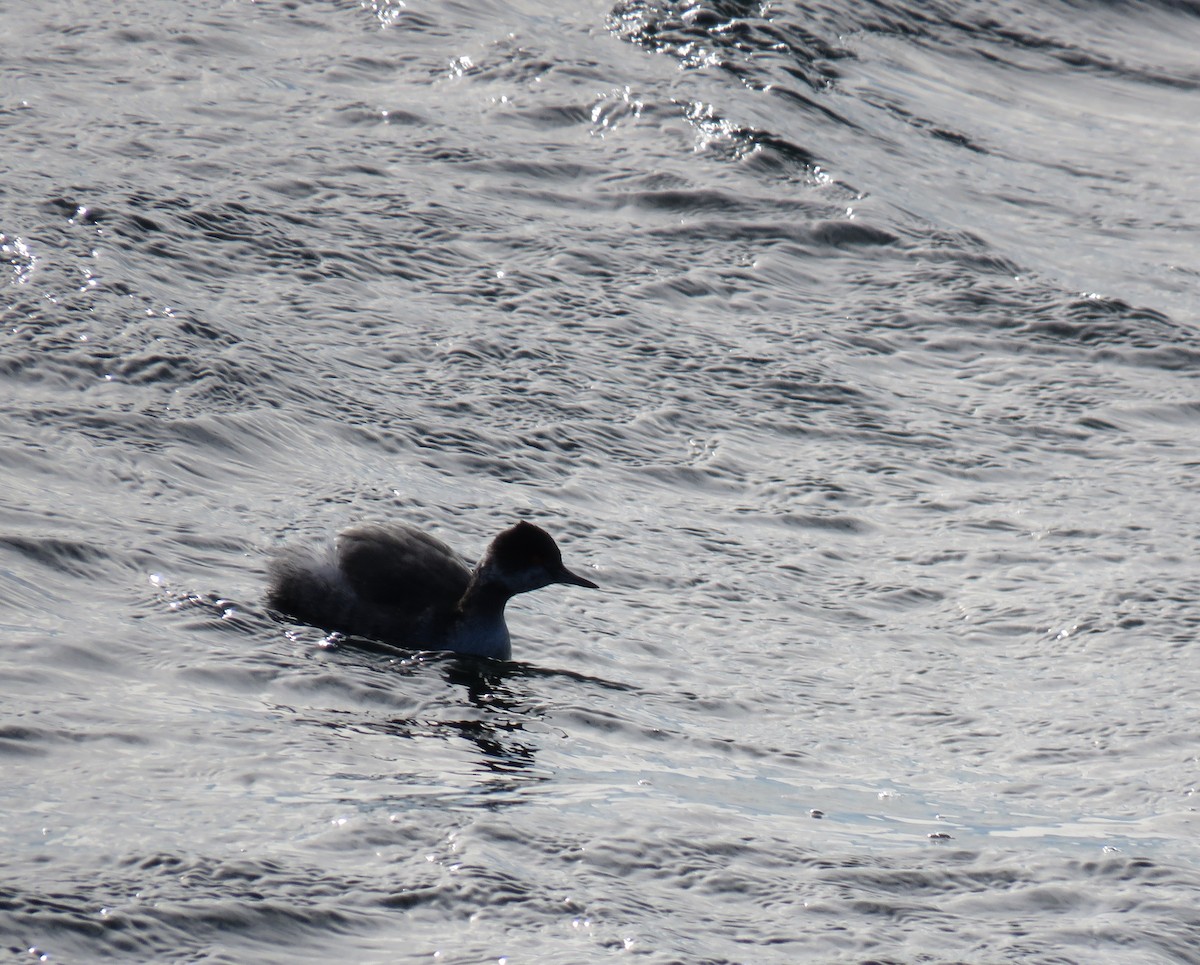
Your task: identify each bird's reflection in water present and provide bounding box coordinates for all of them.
[316,637,542,792]
[313,635,636,798]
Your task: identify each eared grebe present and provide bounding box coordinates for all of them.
[267,520,598,659]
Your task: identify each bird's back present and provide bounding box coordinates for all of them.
[336,522,471,612]
[268,522,474,646]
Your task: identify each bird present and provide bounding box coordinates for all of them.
[266,520,597,660]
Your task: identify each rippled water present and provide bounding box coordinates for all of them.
[3,0,1199,962]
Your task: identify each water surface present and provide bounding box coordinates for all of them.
[3,1,1199,961]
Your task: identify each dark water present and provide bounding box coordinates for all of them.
[3,0,1200,961]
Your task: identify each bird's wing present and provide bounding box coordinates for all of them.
[336,522,472,612]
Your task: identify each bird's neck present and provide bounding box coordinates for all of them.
[446,574,513,659]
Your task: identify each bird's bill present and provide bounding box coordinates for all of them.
[558,567,599,589]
